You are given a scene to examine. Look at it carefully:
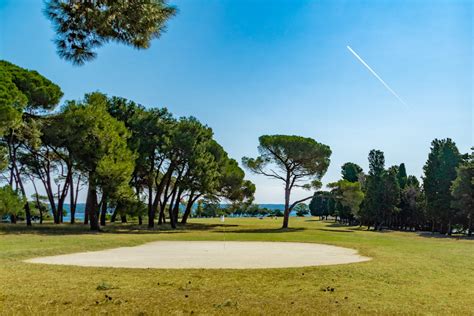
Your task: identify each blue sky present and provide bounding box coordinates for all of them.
[0,0,472,203]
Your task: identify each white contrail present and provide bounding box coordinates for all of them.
[346,45,408,107]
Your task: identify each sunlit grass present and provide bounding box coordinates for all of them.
[0,218,473,315]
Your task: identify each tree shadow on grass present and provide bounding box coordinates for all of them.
[416,231,474,240]
[315,228,354,233]
[215,227,305,234]
[325,222,355,228]
[0,223,183,236]
[182,222,239,231]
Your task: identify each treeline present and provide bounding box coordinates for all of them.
[189,201,286,218]
[0,61,255,230]
[310,142,473,236]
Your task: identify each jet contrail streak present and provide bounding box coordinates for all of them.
[346,45,408,107]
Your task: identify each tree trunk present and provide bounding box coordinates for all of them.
[468,215,472,236]
[43,162,59,224]
[57,184,64,224]
[181,192,198,224]
[6,136,26,225]
[157,167,175,225]
[73,174,81,223]
[9,142,31,226]
[121,215,127,223]
[167,184,180,229]
[158,208,164,224]
[172,190,183,224]
[111,207,118,223]
[17,175,32,226]
[158,206,166,224]
[31,178,43,224]
[21,200,32,225]
[84,206,89,225]
[134,178,143,227]
[69,175,75,224]
[282,186,290,229]
[100,194,108,226]
[148,183,155,228]
[86,180,99,231]
[159,174,174,226]
[151,166,172,227]
[168,204,176,229]
[146,159,156,228]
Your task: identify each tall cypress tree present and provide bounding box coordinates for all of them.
[423,138,461,234]
[451,150,473,235]
[361,150,400,230]
[363,150,385,229]
[397,163,408,190]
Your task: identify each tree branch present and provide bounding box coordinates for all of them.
[289,195,313,212]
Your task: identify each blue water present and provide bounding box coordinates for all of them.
[58,204,86,222]
[55,203,296,221]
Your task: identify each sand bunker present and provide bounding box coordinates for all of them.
[25,241,370,269]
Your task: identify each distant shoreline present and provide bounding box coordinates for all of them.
[51,203,299,221]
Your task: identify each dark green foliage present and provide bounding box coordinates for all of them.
[451,150,473,235]
[45,0,177,65]
[60,92,135,230]
[103,95,254,228]
[61,93,134,187]
[200,201,222,218]
[0,60,63,111]
[361,150,400,230]
[309,192,329,217]
[341,162,363,182]
[327,196,336,218]
[270,209,284,217]
[397,163,408,189]
[0,60,62,141]
[423,138,461,234]
[398,183,425,230]
[328,142,469,235]
[406,175,419,187]
[328,180,364,223]
[0,186,25,222]
[1,60,470,236]
[294,203,309,217]
[0,61,63,226]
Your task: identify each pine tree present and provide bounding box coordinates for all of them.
[423,138,461,234]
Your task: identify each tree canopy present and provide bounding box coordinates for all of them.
[0,185,25,223]
[1,60,472,237]
[341,162,363,182]
[44,0,177,65]
[0,60,63,226]
[243,135,331,228]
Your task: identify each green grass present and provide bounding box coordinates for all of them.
[0,218,473,315]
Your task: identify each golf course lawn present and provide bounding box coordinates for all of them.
[0,218,473,315]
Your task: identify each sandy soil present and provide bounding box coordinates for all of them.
[25,241,371,269]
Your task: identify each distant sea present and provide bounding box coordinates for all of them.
[55,203,296,222]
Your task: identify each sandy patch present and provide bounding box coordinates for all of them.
[25,241,371,269]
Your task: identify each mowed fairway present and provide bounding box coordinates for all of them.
[0,218,473,315]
